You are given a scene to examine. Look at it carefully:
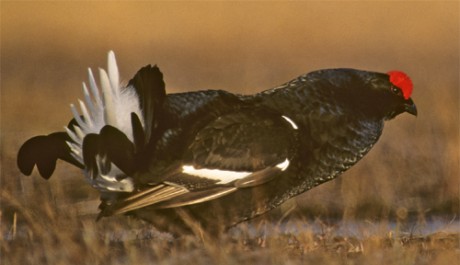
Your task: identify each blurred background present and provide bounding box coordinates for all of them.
[1,2,458,223]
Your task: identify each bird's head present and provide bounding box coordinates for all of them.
[384,70,417,119]
[367,70,417,120]
[330,69,417,120]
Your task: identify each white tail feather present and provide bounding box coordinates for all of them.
[107,51,119,97]
[66,142,82,157]
[73,125,85,141]
[65,126,81,144]
[99,68,117,127]
[82,83,96,116]
[70,104,89,131]
[65,51,141,193]
[78,99,94,128]
[88,68,102,106]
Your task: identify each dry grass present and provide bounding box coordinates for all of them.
[1,185,459,265]
[1,2,459,264]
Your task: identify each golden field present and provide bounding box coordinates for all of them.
[1,2,459,264]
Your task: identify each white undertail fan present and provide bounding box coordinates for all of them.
[18,51,166,193]
[64,51,144,192]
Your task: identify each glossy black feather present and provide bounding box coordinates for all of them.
[82,126,136,177]
[99,126,136,176]
[131,112,145,153]
[184,107,298,172]
[82,134,100,179]
[127,65,166,145]
[17,132,83,179]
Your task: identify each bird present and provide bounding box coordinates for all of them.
[17,51,417,234]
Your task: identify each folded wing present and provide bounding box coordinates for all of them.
[99,107,300,217]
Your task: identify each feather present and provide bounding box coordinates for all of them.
[156,187,237,208]
[99,68,117,127]
[79,99,93,128]
[82,82,96,117]
[131,112,145,152]
[17,132,83,179]
[107,50,119,98]
[64,126,81,144]
[73,125,85,142]
[100,184,189,217]
[127,64,166,145]
[181,165,252,184]
[70,104,88,131]
[87,68,102,107]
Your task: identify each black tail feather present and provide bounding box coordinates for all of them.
[128,64,166,146]
[82,125,136,178]
[99,126,135,176]
[17,132,83,179]
[131,112,145,152]
[82,133,100,179]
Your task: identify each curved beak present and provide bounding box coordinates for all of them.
[404,98,417,116]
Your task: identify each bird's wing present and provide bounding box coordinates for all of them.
[183,107,298,172]
[99,107,300,217]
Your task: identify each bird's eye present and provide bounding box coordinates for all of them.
[391,86,402,96]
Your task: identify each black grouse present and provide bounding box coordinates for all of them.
[17,51,417,233]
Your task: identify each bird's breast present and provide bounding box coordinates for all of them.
[299,117,384,188]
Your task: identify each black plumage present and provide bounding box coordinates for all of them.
[17,52,417,234]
